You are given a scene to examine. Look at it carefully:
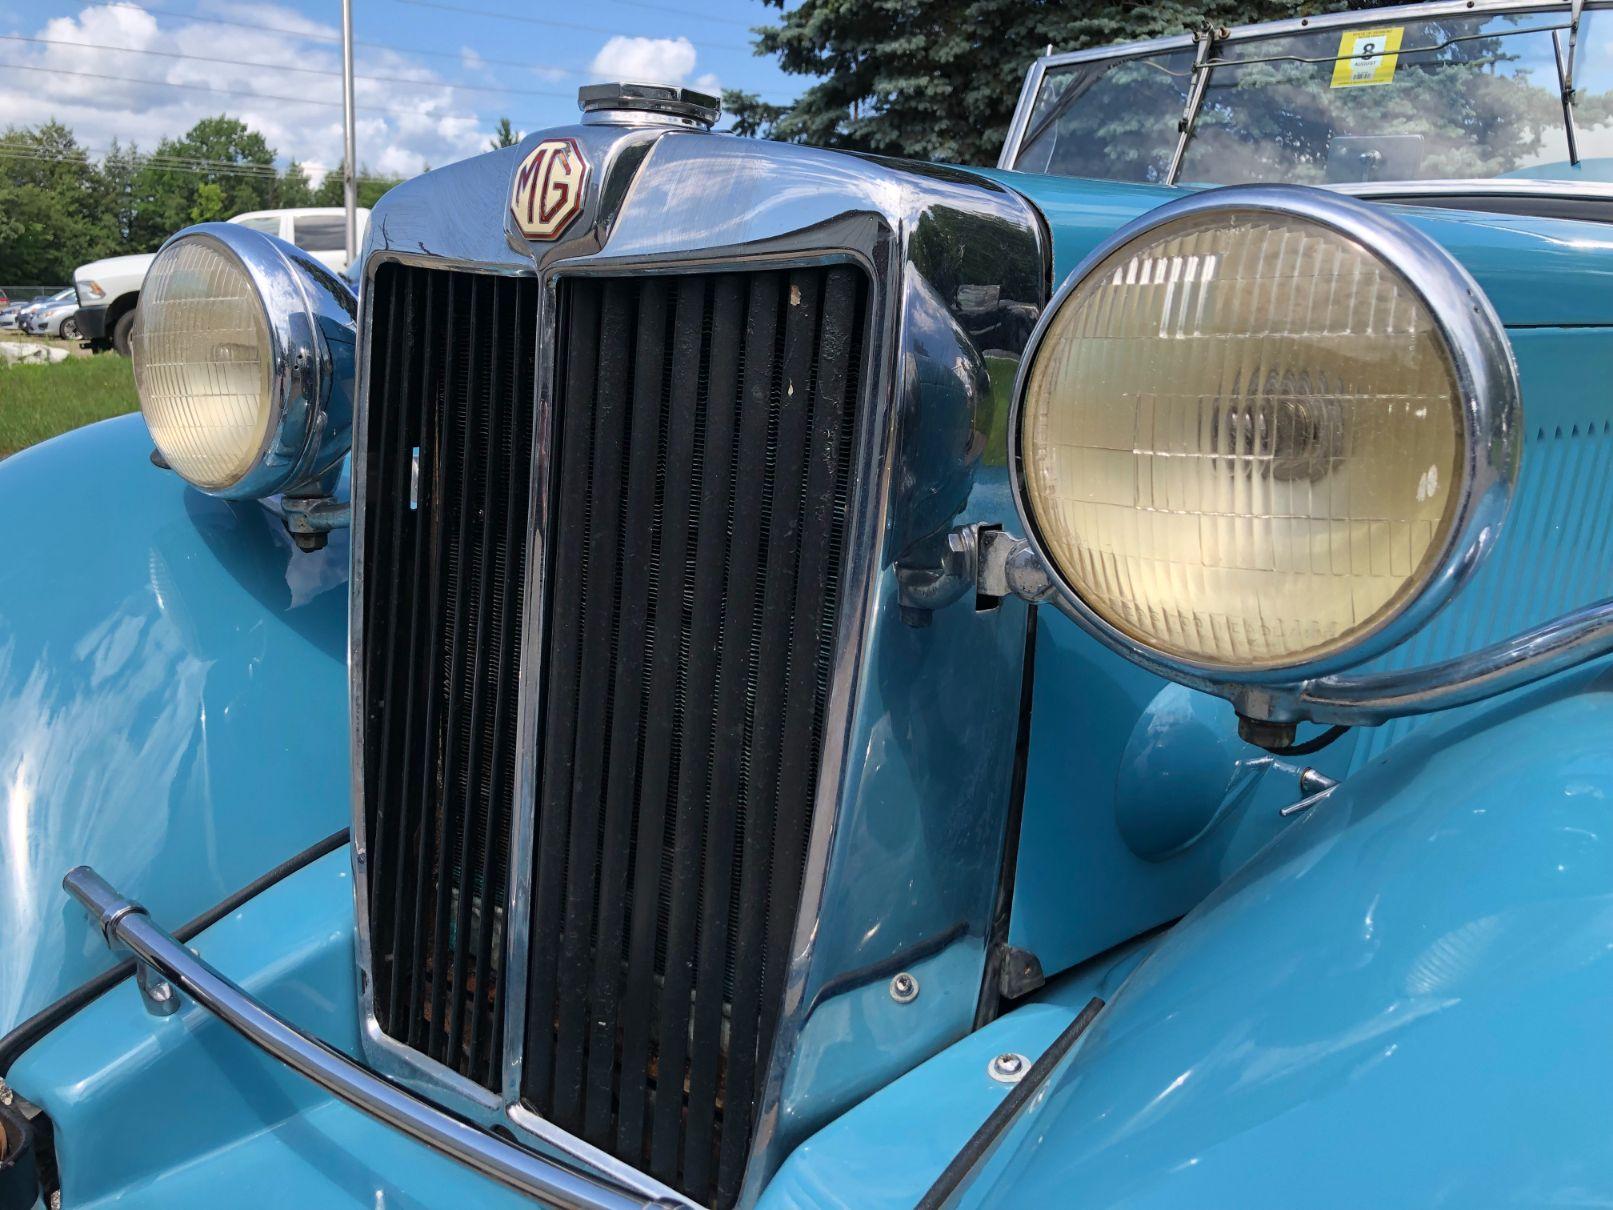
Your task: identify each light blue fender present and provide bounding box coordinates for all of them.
[975,664,1613,1206]
[0,413,350,1036]
[763,663,1613,1207]
[7,849,531,1209]
[977,167,1613,327]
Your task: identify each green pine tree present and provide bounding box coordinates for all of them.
[276,161,317,208]
[724,0,1388,163]
[490,117,523,149]
[314,160,402,210]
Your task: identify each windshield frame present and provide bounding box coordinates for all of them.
[999,0,1609,191]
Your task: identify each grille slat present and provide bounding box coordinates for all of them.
[447,276,496,1063]
[582,276,671,1147]
[682,273,771,1199]
[441,274,483,1058]
[364,264,538,1086]
[524,276,600,1107]
[613,275,707,1167]
[749,266,865,1154]
[423,274,467,1064]
[648,272,745,1188]
[553,278,637,1130]
[389,269,434,1045]
[712,271,790,1199]
[364,260,868,1208]
[365,261,410,988]
[406,272,449,1054]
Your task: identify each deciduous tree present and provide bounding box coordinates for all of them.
[0,122,120,285]
[124,116,279,250]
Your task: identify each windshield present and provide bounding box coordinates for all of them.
[1013,6,1613,187]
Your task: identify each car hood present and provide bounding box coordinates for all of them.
[975,168,1613,329]
[74,252,157,280]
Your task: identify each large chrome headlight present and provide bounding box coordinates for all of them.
[132,224,357,499]
[1012,185,1521,682]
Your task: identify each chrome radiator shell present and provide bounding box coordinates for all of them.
[348,123,1046,1203]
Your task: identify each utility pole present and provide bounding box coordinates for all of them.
[341,0,358,265]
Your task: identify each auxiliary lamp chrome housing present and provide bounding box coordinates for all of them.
[131,223,358,502]
[1004,185,1527,739]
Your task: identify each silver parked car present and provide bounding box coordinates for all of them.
[0,292,53,330]
[18,289,82,339]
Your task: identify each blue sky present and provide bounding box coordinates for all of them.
[0,0,805,181]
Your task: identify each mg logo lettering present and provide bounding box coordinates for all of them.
[510,138,588,240]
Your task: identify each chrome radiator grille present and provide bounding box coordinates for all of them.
[361,262,539,1090]
[524,266,867,1207]
[360,259,869,1207]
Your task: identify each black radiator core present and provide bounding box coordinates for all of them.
[522,266,867,1207]
[361,263,539,1091]
[361,259,868,1209]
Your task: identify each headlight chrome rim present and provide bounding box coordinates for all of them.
[1008,183,1522,686]
[135,222,357,500]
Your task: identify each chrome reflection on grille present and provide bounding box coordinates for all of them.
[360,262,539,1090]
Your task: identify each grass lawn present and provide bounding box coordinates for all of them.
[0,351,138,457]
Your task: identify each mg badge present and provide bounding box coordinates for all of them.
[510,138,588,240]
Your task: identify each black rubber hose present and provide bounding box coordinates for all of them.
[916,996,1105,1209]
[1268,724,1351,757]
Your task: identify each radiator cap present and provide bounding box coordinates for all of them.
[578,81,720,129]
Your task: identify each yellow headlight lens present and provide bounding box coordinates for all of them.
[1020,208,1463,669]
[132,238,273,492]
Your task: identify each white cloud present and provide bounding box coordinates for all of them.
[194,0,338,41]
[590,35,697,87]
[0,2,499,188]
[692,72,722,96]
[460,46,485,73]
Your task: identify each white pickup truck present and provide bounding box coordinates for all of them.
[72,206,370,354]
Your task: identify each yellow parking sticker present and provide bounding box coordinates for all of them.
[1331,27,1404,87]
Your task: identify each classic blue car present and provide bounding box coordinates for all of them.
[3,2,1613,1207]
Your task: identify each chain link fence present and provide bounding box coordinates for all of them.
[0,286,71,303]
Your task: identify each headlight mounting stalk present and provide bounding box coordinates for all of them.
[904,524,1613,751]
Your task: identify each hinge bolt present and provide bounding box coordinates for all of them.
[989,1052,1030,1083]
[889,971,919,1003]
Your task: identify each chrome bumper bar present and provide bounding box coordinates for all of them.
[62,866,671,1210]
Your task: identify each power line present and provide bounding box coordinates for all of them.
[0,142,398,181]
[0,145,274,176]
[595,0,755,26]
[391,0,753,34]
[24,1,790,99]
[0,59,547,124]
[391,0,751,52]
[0,33,577,99]
[80,0,574,74]
[0,140,343,177]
